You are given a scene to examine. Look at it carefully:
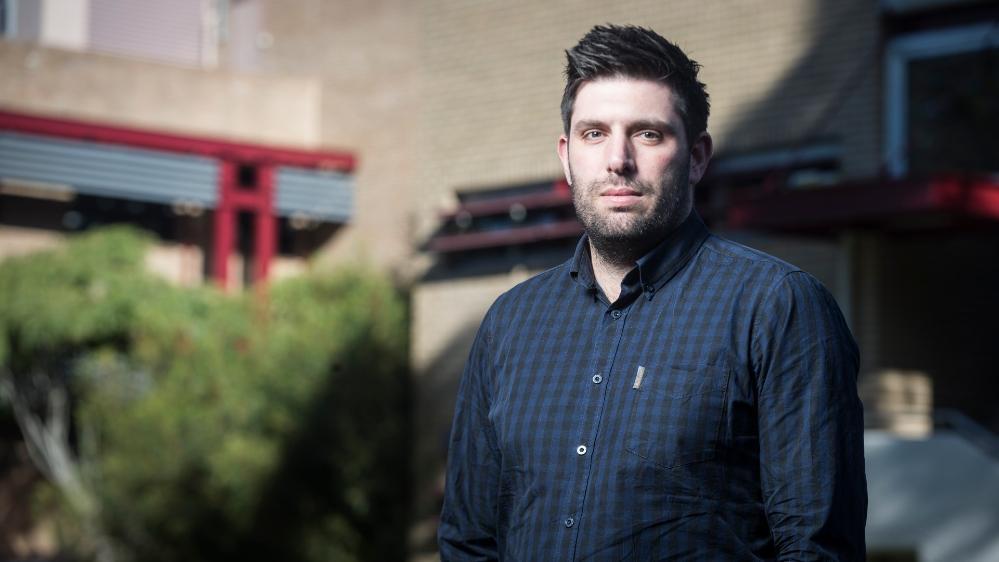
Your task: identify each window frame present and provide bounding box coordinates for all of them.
[884,22,999,177]
[1,0,17,37]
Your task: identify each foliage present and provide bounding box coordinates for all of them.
[0,226,411,562]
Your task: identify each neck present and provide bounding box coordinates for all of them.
[586,212,690,303]
[588,240,638,303]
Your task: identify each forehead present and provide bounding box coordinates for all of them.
[571,77,680,126]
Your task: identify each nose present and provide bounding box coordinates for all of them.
[605,134,635,176]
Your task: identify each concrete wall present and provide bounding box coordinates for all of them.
[0,42,322,146]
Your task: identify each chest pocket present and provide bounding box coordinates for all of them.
[625,363,729,470]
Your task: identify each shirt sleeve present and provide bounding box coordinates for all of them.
[438,311,503,561]
[752,271,868,561]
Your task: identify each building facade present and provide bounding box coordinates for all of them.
[2,0,998,560]
[408,1,999,560]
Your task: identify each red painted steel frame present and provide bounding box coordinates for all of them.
[1,109,356,289]
[0,109,355,171]
[725,175,999,230]
[254,165,276,283]
[212,162,238,287]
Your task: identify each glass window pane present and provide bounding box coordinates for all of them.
[908,47,999,175]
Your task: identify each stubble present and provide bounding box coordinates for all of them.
[570,163,691,267]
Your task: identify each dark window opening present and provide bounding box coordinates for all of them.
[907,46,999,175]
[237,164,258,191]
[868,549,919,562]
[697,145,842,226]
[276,216,341,257]
[236,211,255,287]
[0,191,178,239]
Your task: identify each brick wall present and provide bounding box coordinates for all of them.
[262,0,422,270]
[416,0,882,233]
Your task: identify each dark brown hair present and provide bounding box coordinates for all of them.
[561,24,710,145]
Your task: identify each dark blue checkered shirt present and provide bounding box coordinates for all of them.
[439,212,867,561]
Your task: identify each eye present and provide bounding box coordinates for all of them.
[637,130,662,142]
[582,130,604,140]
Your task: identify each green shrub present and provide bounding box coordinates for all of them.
[0,226,410,562]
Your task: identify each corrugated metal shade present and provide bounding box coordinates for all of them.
[0,131,218,206]
[276,167,353,222]
[1,130,355,223]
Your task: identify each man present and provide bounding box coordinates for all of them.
[439,24,867,561]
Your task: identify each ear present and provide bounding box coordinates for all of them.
[557,134,572,185]
[688,132,713,186]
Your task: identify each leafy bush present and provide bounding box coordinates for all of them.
[0,226,410,562]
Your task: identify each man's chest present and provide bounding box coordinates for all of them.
[486,288,758,476]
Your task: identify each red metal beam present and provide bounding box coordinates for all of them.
[428,219,582,253]
[0,109,355,171]
[253,165,276,285]
[441,181,573,219]
[213,161,237,289]
[725,175,999,231]
[1,108,356,289]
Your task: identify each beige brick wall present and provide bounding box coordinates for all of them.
[1,0,885,276]
[261,0,422,271]
[415,0,883,241]
[0,225,63,260]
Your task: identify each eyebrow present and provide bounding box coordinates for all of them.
[629,119,677,136]
[572,119,678,136]
[572,119,608,133]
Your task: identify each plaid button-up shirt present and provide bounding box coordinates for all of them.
[439,212,867,561]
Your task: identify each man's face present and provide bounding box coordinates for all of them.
[557,77,711,252]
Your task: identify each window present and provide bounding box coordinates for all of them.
[0,0,10,37]
[705,143,842,190]
[885,23,999,177]
[1,0,226,67]
[88,0,221,67]
[1,0,41,41]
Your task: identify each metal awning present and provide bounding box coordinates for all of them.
[724,175,999,232]
[1,130,219,207]
[0,109,356,221]
[0,109,358,286]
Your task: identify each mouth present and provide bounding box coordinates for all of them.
[599,186,643,207]
[600,187,642,197]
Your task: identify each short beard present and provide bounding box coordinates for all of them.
[570,166,691,268]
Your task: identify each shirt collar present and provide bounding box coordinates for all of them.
[569,211,710,300]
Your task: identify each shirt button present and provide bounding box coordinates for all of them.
[591,374,602,384]
[645,284,655,293]
[576,445,587,455]
[564,517,575,528]
[610,310,622,319]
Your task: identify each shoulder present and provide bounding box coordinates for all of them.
[479,260,573,331]
[494,260,571,305]
[697,233,843,324]
[699,233,804,281]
